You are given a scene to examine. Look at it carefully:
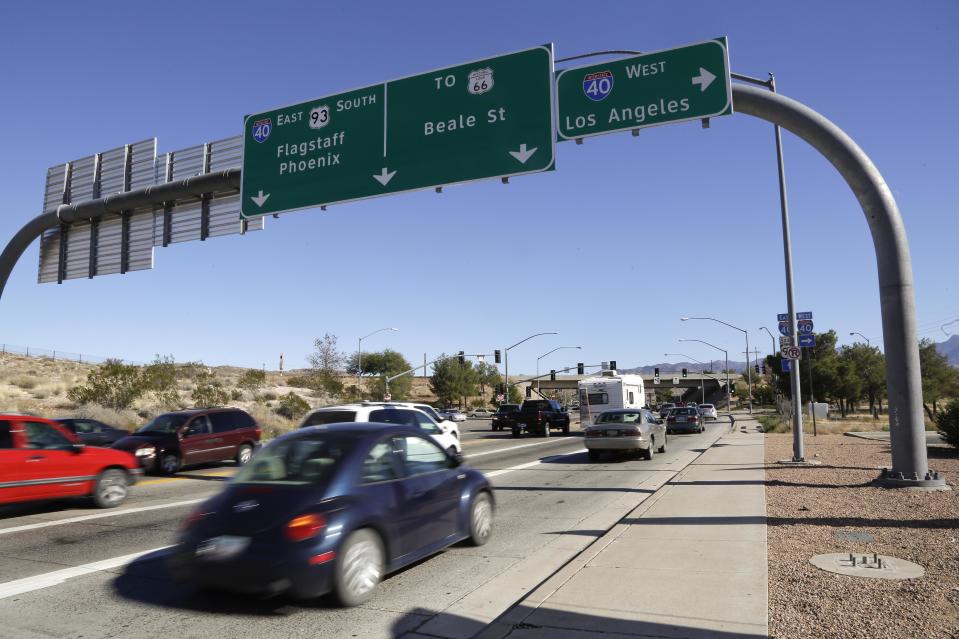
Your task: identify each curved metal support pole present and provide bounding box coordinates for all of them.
[0,169,241,302]
[732,84,940,487]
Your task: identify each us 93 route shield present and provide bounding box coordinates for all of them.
[240,45,556,218]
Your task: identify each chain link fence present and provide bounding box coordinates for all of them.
[0,343,145,366]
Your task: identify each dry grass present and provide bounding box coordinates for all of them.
[758,412,937,435]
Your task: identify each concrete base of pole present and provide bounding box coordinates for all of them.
[775,458,822,466]
[875,468,950,491]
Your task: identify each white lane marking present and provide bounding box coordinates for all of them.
[485,449,587,478]
[0,498,205,536]
[0,545,171,600]
[465,438,581,459]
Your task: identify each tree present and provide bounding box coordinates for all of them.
[363,349,413,400]
[654,388,674,405]
[67,359,146,410]
[919,339,959,419]
[935,399,959,450]
[840,343,886,415]
[307,333,345,397]
[143,354,180,409]
[475,361,502,402]
[430,354,479,407]
[507,384,523,404]
[238,369,267,395]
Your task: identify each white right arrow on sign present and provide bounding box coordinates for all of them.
[691,67,716,92]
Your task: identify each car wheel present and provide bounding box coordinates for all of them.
[641,441,654,461]
[657,434,667,454]
[588,450,601,462]
[91,469,129,508]
[334,529,384,607]
[468,492,494,546]
[160,452,181,475]
[563,425,570,435]
[235,444,253,466]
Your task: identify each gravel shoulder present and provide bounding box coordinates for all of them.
[765,434,959,639]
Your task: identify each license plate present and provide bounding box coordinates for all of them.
[606,429,619,437]
[677,417,687,422]
[517,423,526,429]
[196,535,250,560]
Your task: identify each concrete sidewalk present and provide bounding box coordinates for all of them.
[480,417,768,639]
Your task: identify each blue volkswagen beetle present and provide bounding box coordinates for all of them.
[168,423,494,606]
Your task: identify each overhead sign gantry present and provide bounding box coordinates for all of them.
[240,45,555,218]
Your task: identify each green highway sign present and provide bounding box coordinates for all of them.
[241,46,555,218]
[555,38,732,141]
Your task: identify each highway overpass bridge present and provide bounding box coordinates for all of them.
[512,373,743,404]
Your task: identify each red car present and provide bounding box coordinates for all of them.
[0,415,140,508]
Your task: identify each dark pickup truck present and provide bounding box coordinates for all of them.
[507,399,570,437]
[492,404,520,432]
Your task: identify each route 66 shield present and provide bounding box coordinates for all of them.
[468,68,494,95]
[583,70,613,102]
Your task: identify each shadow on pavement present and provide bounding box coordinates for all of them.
[493,485,655,494]
[618,513,959,530]
[0,498,85,520]
[391,605,766,638]
[112,549,338,616]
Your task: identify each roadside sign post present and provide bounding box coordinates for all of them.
[241,46,555,218]
[555,38,732,141]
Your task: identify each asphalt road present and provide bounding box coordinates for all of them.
[0,418,729,639]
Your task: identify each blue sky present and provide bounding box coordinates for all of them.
[0,1,956,375]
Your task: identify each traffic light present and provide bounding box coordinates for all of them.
[458,351,465,365]
[577,362,584,375]
[654,367,660,377]
[525,386,532,398]
[761,364,767,374]
[682,368,688,378]
[610,360,617,370]
[494,349,501,364]
[550,369,556,381]
[730,384,736,395]
[754,364,760,374]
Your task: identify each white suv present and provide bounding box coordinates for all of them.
[364,402,460,440]
[299,404,461,455]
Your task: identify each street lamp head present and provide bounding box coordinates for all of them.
[389,327,399,331]
[680,317,689,321]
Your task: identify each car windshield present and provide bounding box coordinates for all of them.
[138,414,189,434]
[596,412,641,424]
[700,405,714,409]
[234,432,361,486]
[498,405,519,413]
[673,408,698,416]
[301,410,357,427]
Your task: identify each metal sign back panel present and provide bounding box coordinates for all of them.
[240,45,556,218]
[555,38,732,141]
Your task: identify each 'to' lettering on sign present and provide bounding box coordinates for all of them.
[556,38,732,141]
[241,45,556,218]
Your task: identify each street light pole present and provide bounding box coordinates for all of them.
[536,346,582,391]
[678,338,730,416]
[682,317,752,413]
[760,326,777,356]
[358,327,398,395]
[504,332,558,405]
[666,353,708,404]
[849,331,871,347]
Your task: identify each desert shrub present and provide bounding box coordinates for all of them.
[191,378,230,407]
[275,392,310,420]
[67,404,143,430]
[10,374,40,390]
[238,369,267,394]
[143,355,180,409]
[67,359,147,411]
[230,389,243,401]
[260,391,278,401]
[935,399,959,450]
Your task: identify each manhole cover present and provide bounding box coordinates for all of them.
[833,530,875,543]
[810,553,924,580]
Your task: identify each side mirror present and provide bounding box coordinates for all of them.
[451,452,464,466]
[70,443,85,454]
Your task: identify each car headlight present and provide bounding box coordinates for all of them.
[135,446,156,457]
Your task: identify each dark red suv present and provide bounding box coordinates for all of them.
[112,407,260,474]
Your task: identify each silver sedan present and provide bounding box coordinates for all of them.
[584,409,667,461]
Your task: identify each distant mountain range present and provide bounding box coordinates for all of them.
[937,335,959,366]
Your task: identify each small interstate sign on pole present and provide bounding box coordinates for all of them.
[555,38,731,141]
[241,45,555,218]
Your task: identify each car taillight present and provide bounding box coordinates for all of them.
[285,514,326,542]
[621,427,640,435]
[690,416,699,422]
[536,411,543,421]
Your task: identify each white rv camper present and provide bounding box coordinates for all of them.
[578,371,646,426]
